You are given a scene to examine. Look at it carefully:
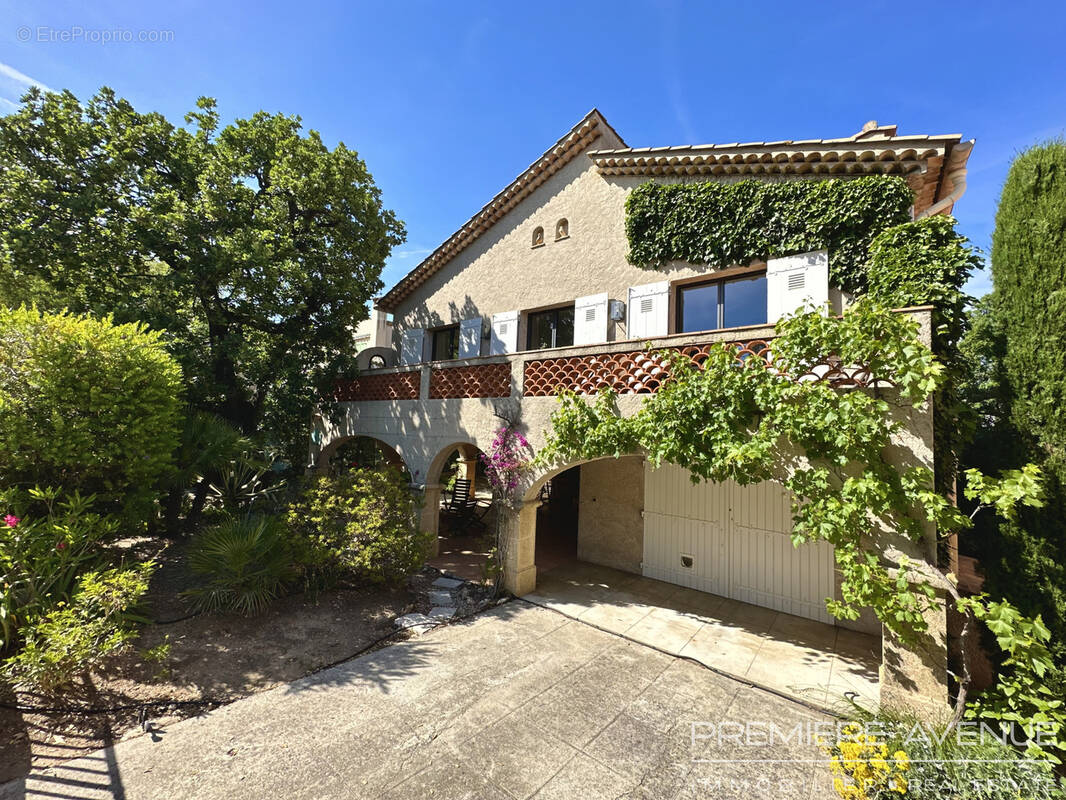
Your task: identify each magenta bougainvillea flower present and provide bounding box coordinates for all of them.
[480,426,532,500]
[3,514,19,528]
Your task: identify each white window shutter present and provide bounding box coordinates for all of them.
[458,317,482,359]
[400,328,425,366]
[766,250,829,322]
[573,293,608,346]
[627,281,669,339]
[490,310,519,355]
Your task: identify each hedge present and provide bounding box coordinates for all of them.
[0,307,182,522]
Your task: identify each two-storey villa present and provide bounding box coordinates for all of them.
[311,110,972,711]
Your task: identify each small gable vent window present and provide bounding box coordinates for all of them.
[585,307,596,323]
[532,226,545,248]
[788,272,805,291]
[498,322,509,335]
[555,218,569,240]
[640,297,653,314]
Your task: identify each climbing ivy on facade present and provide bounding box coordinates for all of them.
[624,175,914,293]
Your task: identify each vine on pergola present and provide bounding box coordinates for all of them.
[538,300,957,640]
[537,301,1057,742]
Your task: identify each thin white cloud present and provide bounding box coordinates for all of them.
[393,247,433,260]
[0,61,52,93]
[0,97,18,111]
[657,2,698,145]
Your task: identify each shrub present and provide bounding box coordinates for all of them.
[821,723,910,798]
[0,487,118,652]
[828,714,1066,800]
[3,563,154,691]
[960,597,1066,762]
[205,454,284,516]
[287,468,431,586]
[184,515,295,615]
[891,733,1063,799]
[0,307,182,522]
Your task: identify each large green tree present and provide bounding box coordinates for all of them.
[991,140,1066,467]
[962,140,1066,663]
[0,87,404,464]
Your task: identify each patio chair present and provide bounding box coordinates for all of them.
[440,478,490,533]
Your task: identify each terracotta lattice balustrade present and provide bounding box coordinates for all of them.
[333,370,420,401]
[522,339,887,397]
[332,340,888,402]
[429,362,512,399]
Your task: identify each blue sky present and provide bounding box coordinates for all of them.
[2,0,1064,299]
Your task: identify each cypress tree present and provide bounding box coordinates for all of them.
[991,140,1066,469]
[969,141,1066,662]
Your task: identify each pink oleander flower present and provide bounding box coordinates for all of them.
[4,514,19,528]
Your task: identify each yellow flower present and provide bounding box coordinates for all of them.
[893,750,910,771]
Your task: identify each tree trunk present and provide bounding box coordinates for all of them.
[186,477,211,531]
[161,487,184,538]
[205,312,260,435]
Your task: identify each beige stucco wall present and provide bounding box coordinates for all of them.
[387,129,796,350]
[577,457,645,574]
[354,308,392,351]
[314,308,947,711]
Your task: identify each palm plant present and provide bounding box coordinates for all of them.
[184,515,295,615]
[205,455,282,515]
[163,412,251,533]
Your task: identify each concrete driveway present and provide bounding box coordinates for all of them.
[1,603,838,800]
[527,561,880,712]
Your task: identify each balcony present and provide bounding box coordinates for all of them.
[332,316,897,406]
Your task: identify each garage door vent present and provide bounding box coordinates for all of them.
[680,554,694,569]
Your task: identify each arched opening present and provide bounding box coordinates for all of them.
[533,464,579,573]
[511,456,881,710]
[425,442,495,582]
[319,435,408,479]
[524,455,646,583]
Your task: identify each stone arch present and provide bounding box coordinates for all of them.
[521,454,631,505]
[420,440,491,554]
[497,453,645,596]
[316,434,408,476]
[554,217,569,240]
[531,226,545,248]
[426,440,485,489]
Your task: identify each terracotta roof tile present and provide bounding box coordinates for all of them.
[377,117,973,311]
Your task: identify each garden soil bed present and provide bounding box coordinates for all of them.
[0,540,418,784]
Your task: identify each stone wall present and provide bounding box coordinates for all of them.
[577,457,645,574]
[386,133,838,352]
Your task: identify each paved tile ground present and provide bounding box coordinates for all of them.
[1,602,841,800]
[526,561,880,712]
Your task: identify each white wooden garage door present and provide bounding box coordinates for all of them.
[642,462,835,623]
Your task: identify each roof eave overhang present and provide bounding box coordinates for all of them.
[377,109,619,312]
